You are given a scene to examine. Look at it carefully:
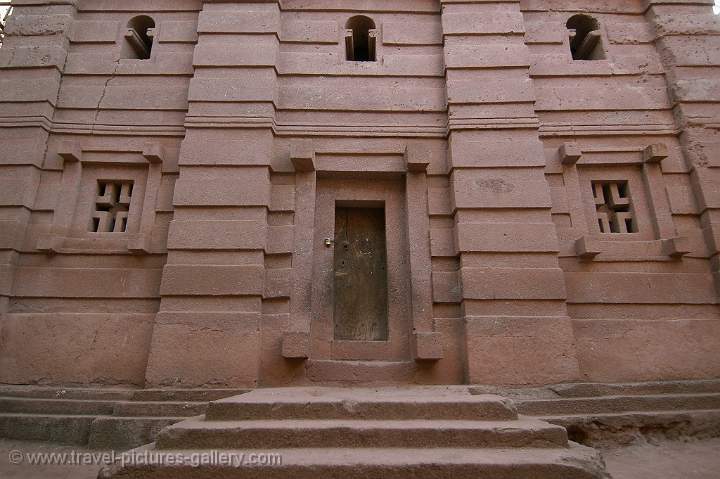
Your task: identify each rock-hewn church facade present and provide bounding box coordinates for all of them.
[0,0,719,389]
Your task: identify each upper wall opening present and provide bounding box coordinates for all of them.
[345,15,377,62]
[123,15,156,60]
[566,14,605,61]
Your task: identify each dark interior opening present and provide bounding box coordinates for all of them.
[345,15,377,62]
[566,14,604,60]
[123,15,156,60]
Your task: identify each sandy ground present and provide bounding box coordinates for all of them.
[1,437,719,478]
[601,438,720,479]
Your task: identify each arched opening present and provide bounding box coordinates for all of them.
[122,15,156,60]
[566,14,604,61]
[345,16,377,62]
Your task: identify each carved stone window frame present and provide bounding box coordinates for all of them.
[37,141,164,254]
[559,142,689,260]
[338,17,383,66]
[565,14,610,62]
[117,15,160,65]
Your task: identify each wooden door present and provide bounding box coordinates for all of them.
[310,178,411,362]
[333,207,389,341]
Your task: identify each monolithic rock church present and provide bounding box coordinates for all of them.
[1,0,719,413]
[2,2,720,477]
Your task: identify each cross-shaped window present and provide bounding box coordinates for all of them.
[592,181,637,234]
[90,181,133,233]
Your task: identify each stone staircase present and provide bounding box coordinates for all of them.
[472,379,720,447]
[100,387,610,478]
[0,386,246,450]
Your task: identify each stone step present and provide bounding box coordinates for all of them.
[0,386,245,403]
[516,393,720,416]
[130,389,247,402]
[156,417,568,450]
[206,388,518,421]
[0,386,136,401]
[548,380,720,398]
[306,360,416,384]
[0,397,117,415]
[100,445,609,479]
[112,401,207,417]
[0,413,94,445]
[89,416,187,450]
[540,409,720,447]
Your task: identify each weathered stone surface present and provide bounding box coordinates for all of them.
[0,385,244,449]
[100,387,610,479]
[0,0,718,392]
[502,379,720,447]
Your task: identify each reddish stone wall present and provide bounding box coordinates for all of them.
[0,0,718,388]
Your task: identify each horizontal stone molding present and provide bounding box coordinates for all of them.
[445,44,530,69]
[13,267,162,298]
[198,10,279,34]
[160,265,264,296]
[565,272,718,304]
[442,12,524,36]
[461,267,567,300]
[167,220,267,250]
[457,223,560,253]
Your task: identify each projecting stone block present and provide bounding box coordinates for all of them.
[575,236,602,260]
[405,144,431,172]
[560,143,583,166]
[290,141,316,172]
[661,236,692,258]
[413,332,444,361]
[142,144,165,164]
[57,141,82,163]
[643,143,669,164]
[127,235,152,255]
[282,331,310,359]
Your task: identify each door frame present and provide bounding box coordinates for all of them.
[282,144,442,363]
[310,178,410,361]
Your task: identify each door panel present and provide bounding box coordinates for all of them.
[310,178,411,362]
[333,206,389,341]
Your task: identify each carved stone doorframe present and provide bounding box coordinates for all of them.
[281,141,443,362]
